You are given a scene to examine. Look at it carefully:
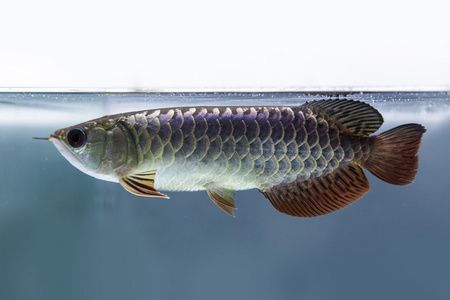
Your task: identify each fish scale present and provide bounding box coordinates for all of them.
[49,99,425,217]
[118,106,369,191]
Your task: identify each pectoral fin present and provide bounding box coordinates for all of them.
[119,170,169,198]
[260,164,369,217]
[205,184,236,217]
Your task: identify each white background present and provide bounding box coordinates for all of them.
[0,0,449,89]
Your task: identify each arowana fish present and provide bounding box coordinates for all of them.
[38,99,426,217]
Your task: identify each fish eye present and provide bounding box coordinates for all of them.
[67,128,86,148]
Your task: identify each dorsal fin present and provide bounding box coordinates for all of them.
[205,183,236,217]
[260,164,370,217]
[119,170,169,198]
[305,99,383,136]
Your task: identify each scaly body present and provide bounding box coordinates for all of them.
[110,106,372,191]
[45,99,425,217]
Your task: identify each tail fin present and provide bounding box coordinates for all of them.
[363,124,426,185]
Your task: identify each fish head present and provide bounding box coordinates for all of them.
[49,117,131,182]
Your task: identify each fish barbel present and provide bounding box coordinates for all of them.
[45,99,425,217]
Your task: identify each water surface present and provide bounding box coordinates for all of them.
[1,92,449,300]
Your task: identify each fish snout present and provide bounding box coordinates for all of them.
[49,129,66,141]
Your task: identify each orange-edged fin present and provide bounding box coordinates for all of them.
[363,123,426,185]
[305,99,384,136]
[119,171,169,198]
[260,164,369,217]
[205,184,236,217]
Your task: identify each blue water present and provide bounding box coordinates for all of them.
[1,92,449,300]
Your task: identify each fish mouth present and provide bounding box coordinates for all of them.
[32,129,82,166]
[33,131,83,166]
[49,133,86,166]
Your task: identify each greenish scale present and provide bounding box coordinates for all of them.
[112,106,373,191]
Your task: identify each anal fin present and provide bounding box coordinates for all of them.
[260,164,370,217]
[205,184,236,217]
[119,170,169,198]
